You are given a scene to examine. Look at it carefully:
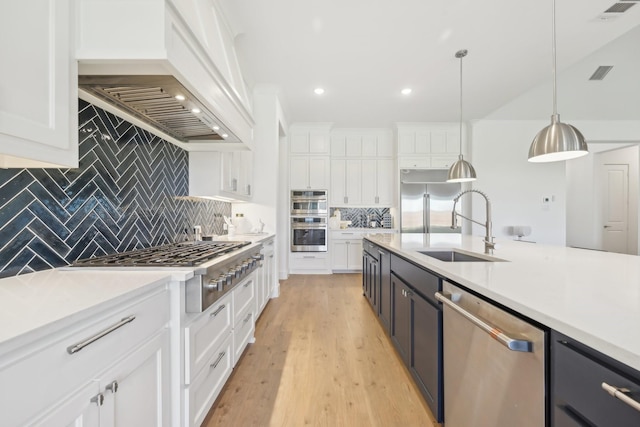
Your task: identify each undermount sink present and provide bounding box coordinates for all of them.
[418,250,502,262]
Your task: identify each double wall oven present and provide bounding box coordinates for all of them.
[290,190,328,252]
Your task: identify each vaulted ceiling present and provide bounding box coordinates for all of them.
[219,0,640,127]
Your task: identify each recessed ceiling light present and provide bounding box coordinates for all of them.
[212,125,220,130]
[191,108,201,114]
[401,88,412,95]
[314,88,325,95]
[222,133,229,138]
[175,94,186,101]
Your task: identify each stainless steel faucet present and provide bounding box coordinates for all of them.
[451,189,495,254]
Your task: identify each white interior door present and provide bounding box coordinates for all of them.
[602,163,629,254]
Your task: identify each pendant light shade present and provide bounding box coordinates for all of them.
[528,0,588,163]
[447,49,477,183]
[528,114,588,162]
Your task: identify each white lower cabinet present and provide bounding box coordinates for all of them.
[289,252,331,274]
[256,237,276,318]
[30,381,100,427]
[185,334,233,427]
[232,273,256,366]
[99,330,171,426]
[1,285,172,427]
[331,231,365,271]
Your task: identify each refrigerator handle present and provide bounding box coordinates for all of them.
[424,193,430,233]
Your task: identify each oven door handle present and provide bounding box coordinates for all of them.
[291,225,327,229]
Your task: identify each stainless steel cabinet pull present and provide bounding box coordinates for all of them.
[106,380,118,393]
[91,393,104,406]
[602,382,640,412]
[375,196,379,204]
[342,232,354,235]
[378,250,386,256]
[603,225,612,228]
[67,316,136,354]
[303,256,315,259]
[210,304,226,317]
[244,280,252,288]
[435,292,533,352]
[210,352,226,370]
[243,312,252,324]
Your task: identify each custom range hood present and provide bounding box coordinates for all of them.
[79,75,238,143]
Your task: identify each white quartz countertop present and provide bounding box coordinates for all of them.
[0,269,189,349]
[365,233,640,372]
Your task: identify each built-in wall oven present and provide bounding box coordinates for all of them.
[291,190,328,215]
[290,217,328,252]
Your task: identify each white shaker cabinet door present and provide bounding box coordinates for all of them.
[308,157,330,190]
[376,158,395,206]
[100,330,171,427]
[29,381,101,427]
[0,0,78,168]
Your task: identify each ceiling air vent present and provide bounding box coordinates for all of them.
[604,2,637,13]
[589,66,614,81]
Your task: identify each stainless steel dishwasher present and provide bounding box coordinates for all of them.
[435,281,546,426]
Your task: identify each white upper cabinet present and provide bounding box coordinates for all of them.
[0,0,78,168]
[330,130,393,158]
[290,156,330,190]
[361,159,394,206]
[77,0,254,148]
[397,124,460,169]
[189,150,253,201]
[289,125,331,154]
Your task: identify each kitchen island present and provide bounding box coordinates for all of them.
[364,232,640,426]
[365,232,640,371]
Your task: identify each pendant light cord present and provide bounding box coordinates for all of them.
[459,52,464,156]
[552,0,557,116]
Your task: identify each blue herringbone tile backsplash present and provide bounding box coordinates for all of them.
[0,99,230,278]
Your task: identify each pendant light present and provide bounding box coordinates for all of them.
[447,49,477,183]
[528,0,588,162]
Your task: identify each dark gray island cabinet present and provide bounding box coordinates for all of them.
[362,239,443,422]
[362,237,640,426]
[551,331,640,426]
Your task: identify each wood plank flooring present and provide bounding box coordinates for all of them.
[203,273,438,427]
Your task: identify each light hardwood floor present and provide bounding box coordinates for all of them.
[203,273,439,427]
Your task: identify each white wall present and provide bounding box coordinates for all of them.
[470,120,567,245]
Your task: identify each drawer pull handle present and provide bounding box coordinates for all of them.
[67,316,136,354]
[210,351,226,370]
[243,312,252,324]
[244,280,253,288]
[435,292,533,352]
[210,304,226,317]
[602,382,640,412]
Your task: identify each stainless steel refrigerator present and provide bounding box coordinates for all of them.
[400,169,461,234]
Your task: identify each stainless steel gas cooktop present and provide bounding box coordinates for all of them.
[71,241,251,267]
[72,240,262,312]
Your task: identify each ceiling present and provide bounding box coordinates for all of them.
[218,0,640,127]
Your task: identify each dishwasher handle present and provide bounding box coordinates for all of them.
[435,292,533,353]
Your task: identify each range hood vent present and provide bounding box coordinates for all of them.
[79,75,234,143]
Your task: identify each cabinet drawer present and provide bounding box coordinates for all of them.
[289,253,330,270]
[391,254,440,303]
[233,273,255,322]
[0,286,169,427]
[184,293,232,383]
[430,156,457,169]
[233,305,255,366]
[185,334,233,427]
[552,333,640,426]
[399,157,430,168]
